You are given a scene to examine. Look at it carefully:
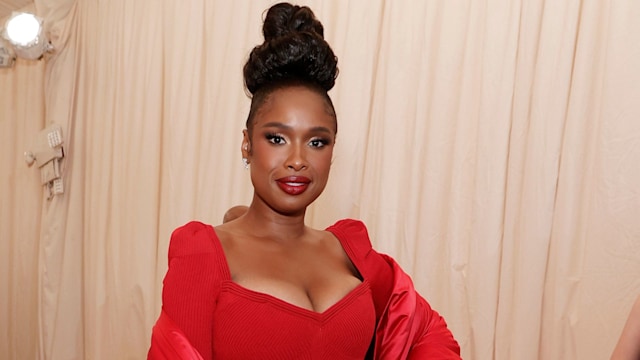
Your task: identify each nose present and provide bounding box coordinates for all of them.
[286,145,307,171]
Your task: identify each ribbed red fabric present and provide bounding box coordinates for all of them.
[152,219,461,360]
[212,281,375,359]
[160,223,223,359]
[159,221,376,360]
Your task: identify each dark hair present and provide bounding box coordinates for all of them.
[243,2,339,132]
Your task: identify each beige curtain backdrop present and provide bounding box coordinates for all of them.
[1,0,639,359]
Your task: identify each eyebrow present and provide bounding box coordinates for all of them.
[260,122,333,134]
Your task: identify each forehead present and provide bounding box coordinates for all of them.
[254,86,336,131]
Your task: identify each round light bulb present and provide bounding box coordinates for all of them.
[6,13,41,46]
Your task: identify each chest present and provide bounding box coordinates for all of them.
[221,232,362,313]
[211,280,376,360]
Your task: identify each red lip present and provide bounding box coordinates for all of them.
[276,176,311,195]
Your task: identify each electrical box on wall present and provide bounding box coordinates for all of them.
[25,123,65,199]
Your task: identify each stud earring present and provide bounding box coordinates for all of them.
[242,158,249,169]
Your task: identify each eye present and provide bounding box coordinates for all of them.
[266,133,286,145]
[309,138,330,148]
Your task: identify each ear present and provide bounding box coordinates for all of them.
[241,129,251,159]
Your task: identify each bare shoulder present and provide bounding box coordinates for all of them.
[312,227,359,275]
[307,226,341,247]
[212,221,244,248]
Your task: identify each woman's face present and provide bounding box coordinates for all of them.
[242,86,336,215]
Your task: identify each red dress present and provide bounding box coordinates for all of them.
[148,219,461,359]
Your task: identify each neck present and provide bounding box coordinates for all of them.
[241,198,308,241]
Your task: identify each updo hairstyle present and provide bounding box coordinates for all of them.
[243,2,339,133]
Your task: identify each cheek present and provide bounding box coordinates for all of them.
[314,150,334,174]
[251,144,281,167]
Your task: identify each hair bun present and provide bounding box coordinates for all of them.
[262,3,324,41]
[243,2,338,95]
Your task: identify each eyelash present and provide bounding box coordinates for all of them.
[264,133,331,148]
[265,133,285,145]
[309,138,330,148]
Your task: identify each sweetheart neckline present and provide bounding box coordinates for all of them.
[209,226,367,316]
[219,279,372,319]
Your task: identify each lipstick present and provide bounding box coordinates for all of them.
[276,176,310,195]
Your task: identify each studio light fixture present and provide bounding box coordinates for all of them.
[2,11,53,61]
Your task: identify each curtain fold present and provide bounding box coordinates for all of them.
[0,58,46,360]
[1,0,639,359]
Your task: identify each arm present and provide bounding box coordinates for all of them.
[148,309,204,360]
[149,222,220,360]
[375,254,460,359]
[611,295,640,360]
[407,293,461,359]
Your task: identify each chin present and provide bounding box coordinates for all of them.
[275,198,318,216]
[273,206,306,217]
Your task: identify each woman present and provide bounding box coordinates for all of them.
[611,295,640,360]
[149,3,460,359]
